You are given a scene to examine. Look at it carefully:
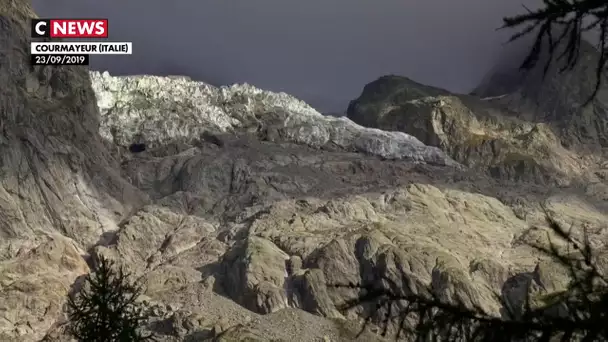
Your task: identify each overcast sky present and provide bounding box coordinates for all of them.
[31,0,539,113]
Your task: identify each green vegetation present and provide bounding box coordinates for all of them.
[67,256,154,342]
[465,133,494,147]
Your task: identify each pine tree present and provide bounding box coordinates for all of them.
[502,0,608,103]
[67,256,154,342]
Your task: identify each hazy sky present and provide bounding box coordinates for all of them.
[31,0,539,113]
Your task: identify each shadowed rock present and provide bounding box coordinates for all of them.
[1,1,607,341]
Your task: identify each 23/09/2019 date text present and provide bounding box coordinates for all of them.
[30,54,89,66]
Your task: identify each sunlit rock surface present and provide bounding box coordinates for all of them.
[0,1,606,341]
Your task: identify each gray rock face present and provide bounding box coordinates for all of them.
[346,69,607,187]
[1,2,607,341]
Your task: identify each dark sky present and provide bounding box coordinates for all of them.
[31,0,539,113]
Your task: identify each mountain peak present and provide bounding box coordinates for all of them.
[473,38,608,148]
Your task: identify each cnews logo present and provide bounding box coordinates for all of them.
[31,19,108,38]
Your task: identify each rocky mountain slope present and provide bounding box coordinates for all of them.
[347,43,608,191]
[1,2,607,341]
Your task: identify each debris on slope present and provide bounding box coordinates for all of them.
[1,1,607,340]
[92,71,460,167]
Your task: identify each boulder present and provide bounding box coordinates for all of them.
[0,1,606,340]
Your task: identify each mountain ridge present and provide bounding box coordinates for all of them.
[0,2,607,341]
[346,40,608,191]
[474,38,608,149]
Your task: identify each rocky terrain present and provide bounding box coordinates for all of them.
[347,40,608,190]
[0,1,607,341]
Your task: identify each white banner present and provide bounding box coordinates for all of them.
[31,42,132,55]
